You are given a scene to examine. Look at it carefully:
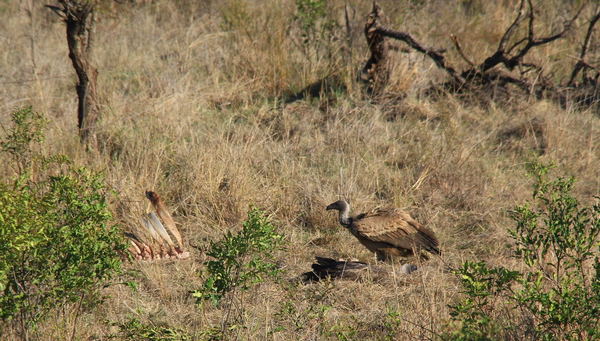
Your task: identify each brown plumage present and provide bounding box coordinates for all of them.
[302,257,378,282]
[301,257,417,283]
[145,190,184,254]
[326,200,441,261]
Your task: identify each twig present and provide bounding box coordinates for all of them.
[509,2,584,69]
[498,0,527,54]
[451,34,475,67]
[69,292,86,341]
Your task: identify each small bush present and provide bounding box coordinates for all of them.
[192,205,284,306]
[192,205,283,339]
[444,160,600,340]
[0,107,128,340]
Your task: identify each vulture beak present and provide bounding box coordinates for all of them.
[326,204,335,211]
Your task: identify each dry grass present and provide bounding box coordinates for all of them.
[2,0,600,339]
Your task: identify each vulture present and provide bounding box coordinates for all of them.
[326,200,441,261]
[301,257,417,283]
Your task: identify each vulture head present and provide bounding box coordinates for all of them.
[326,200,352,227]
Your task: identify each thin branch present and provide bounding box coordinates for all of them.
[45,5,65,19]
[580,7,600,60]
[568,7,600,86]
[577,59,599,73]
[510,5,583,71]
[506,37,528,55]
[498,0,527,53]
[480,0,527,72]
[482,0,583,73]
[451,34,475,67]
[527,0,535,41]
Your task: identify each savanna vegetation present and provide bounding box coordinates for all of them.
[2,0,600,340]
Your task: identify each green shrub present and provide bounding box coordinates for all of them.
[0,107,127,340]
[444,160,600,340]
[443,261,519,341]
[192,205,283,339]
[192,205,284,306]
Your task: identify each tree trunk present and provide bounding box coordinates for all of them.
[362,2,390,96]
[60,1,99,150]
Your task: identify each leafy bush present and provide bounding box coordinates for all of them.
[192,205,283,306]
[0,107,127,340]
[293,0,341,72]
[443,261,520,340]
[444,160,600,340]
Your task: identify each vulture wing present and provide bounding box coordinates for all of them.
[302,257,385,282]
[351,208,440,254]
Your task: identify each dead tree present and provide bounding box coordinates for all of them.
[361,2,464,95]
[47,1,100,150]
[464,0,582,95]
[361,2,391,95]
[361,1,591,104]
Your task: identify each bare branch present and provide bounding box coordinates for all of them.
[568,7,600,86]
[527,0,535,42]
[451,34,475,67]
[373,25,465,85]
[480,0,527,72]
[580,7,600,59]
[509,3,583,69]
[506,37,528,55]
[45,5,65,19]
[498,0,528,53]
[374,27,446,54]
[481,1,583,73]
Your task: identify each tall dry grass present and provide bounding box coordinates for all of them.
[2,0,600,339]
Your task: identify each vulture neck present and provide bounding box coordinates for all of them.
[338,207,352,228]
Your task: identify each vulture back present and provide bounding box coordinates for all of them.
[350,208,440,256]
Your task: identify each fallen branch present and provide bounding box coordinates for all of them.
[361,2,465,94]
[374,26,465,85]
